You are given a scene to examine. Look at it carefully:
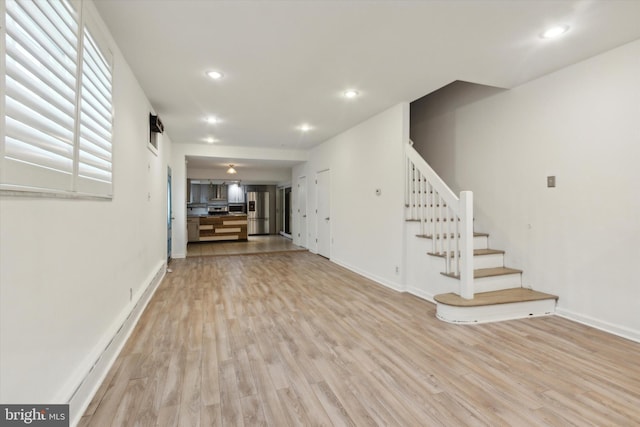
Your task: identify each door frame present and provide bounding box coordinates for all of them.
[296,175,307,248]
[167,166,173,263]
[315,169,330,258]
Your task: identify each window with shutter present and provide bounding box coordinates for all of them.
[1,0,114,198]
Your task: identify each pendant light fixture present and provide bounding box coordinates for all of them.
[226,164,237,174]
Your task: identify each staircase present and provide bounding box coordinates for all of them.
[406,142,557,324]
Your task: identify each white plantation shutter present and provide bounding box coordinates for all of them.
[1,0,113,197]
[78,24,113,194]
[3,0,78,191]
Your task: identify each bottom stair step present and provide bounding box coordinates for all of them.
[434,288,558,307]
[434,288,558,324]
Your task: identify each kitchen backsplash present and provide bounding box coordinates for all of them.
[187,206,208,216]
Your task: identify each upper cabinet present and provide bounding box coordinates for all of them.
[187,181,246,204]
[188,181,202,204]
[188,180,227,203]
[228,183,245,203]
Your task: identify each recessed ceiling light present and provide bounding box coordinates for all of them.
[299,124,312,132]
[204,137,216,144]
[206,116,218,124]
[541,25,569,39]
[344,90,359,99]
[206,70,224,80]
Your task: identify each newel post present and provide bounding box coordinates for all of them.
[459,191,474,299]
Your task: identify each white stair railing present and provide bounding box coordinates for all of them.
[405,141,474,299]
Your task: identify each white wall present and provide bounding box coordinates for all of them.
[412,39,640,339]
[410,80,505,191]
[0,0,172,420]
[293,104,409,290]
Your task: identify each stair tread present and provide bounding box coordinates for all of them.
[434,288,558,307]
[475,267,522,277]
[428,248,505,258]
[474,248,505,256]
[441,266,522,279]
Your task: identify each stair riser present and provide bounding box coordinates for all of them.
[444,253,504,271]
[474,274,522,293]
[473,236,488,250]
[436,298,556,324]
[473,253,504,269]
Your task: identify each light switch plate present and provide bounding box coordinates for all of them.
[547,176,556,188]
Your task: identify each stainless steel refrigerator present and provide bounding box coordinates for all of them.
[247,191,269,235]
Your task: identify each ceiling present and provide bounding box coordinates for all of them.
[94,0,640,152]
[185,156,301,170]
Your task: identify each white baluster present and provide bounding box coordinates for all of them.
[412,164,417,220]
[459,191,474,299]
[405,158,410,214]
[418,174,424,234]
[454,212,460,277]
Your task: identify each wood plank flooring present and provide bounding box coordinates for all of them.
[187,235,305,257]
[80,252,640,426]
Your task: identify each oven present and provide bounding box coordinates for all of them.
[207,205,228,215]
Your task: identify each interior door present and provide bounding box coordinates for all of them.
[316,170,330,258]
[297,176,307,248]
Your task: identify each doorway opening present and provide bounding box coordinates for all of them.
[277,186,292,239]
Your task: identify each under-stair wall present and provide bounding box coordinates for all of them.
[405,219,463,301]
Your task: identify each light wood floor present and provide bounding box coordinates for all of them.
[80,252,640,426]
[187,235,304,257]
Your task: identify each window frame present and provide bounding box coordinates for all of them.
[0,0,115,199]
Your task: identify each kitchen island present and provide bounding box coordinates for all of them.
[190,214,248,242]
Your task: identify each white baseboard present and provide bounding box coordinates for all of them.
[556,308,640,344]
[68,262,167,426]
[327,259,437,304]
[406,286,436,304]
[330,257,405,293]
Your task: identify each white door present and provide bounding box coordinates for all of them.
[316,170,330,258]
[297,176,307,247]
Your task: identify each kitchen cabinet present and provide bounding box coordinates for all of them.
[187,217,200,242]
[188,180,227,204]
[227,183,245,203]
[189,183,202,204]
[199,214,247,241]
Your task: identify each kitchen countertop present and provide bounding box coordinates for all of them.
[188,213,247,218]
